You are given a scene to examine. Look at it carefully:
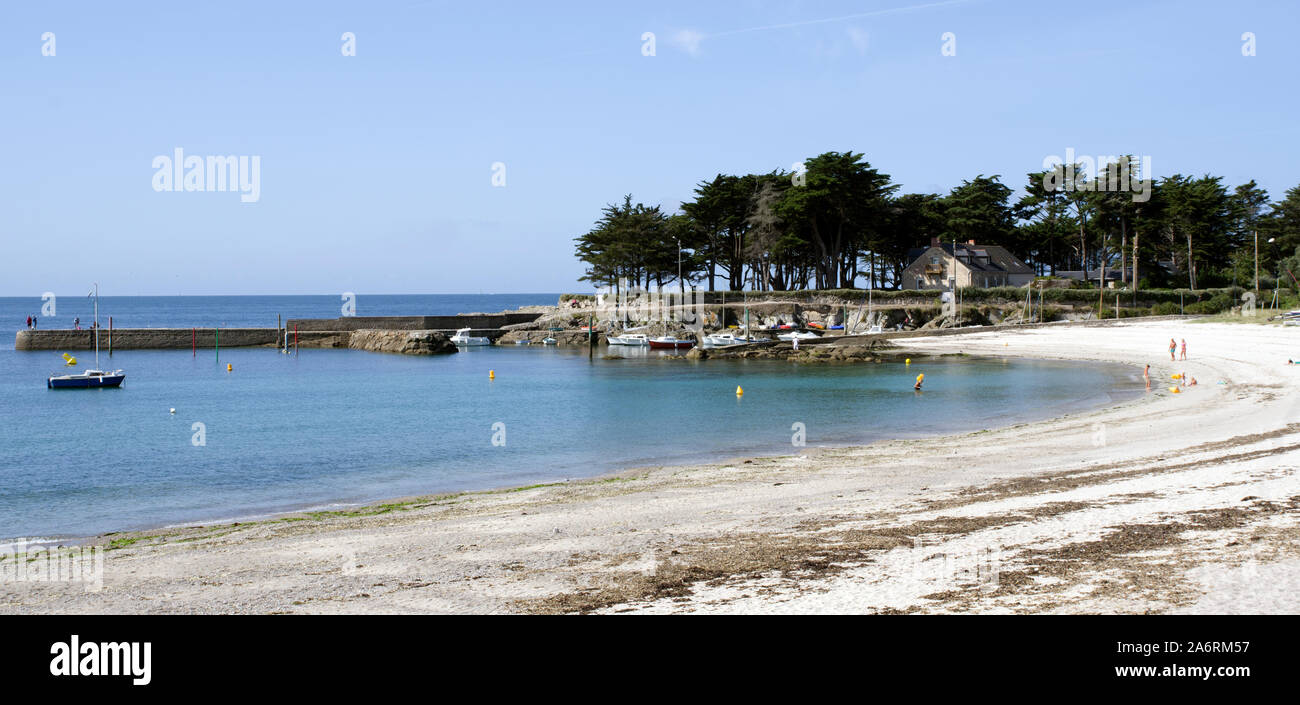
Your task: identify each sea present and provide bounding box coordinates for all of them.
[0,294,1142,542]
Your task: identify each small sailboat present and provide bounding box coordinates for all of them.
[48,283,125,389]
[449,327,491,346]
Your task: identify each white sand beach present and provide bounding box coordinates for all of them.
[3,319,1298,614]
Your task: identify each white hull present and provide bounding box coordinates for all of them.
[778,331,820,341]
[450,327,492,346]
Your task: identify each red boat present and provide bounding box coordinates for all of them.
[648,336,695,350]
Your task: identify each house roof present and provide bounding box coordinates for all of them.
[905,243,1034,275]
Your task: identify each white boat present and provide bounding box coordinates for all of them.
[703,332,769,346]
[450,328,491,346]
[48,283,125,389]
[777,331,820,341]
[647,336,695,350]
[608,333,650,346]
[542,337,558,345]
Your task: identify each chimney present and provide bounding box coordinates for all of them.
[930,237,940,247]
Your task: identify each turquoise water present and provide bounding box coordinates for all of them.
[0,295,1140,541]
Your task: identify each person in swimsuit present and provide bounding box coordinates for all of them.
[1169,338,1177,361]
[1180,339,1188,361]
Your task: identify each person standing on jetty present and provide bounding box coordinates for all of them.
[26,315,31,329]
[1169,338,1177,361]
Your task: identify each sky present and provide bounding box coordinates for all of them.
[1,0,1297,295]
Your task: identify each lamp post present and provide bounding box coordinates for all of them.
[676,236,683,297]
[1254,230,1259,295]
[1268,238,1277,309]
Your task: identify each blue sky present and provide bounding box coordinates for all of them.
[2,0,1296,295]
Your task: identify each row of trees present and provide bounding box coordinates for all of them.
[574,151,1300,292]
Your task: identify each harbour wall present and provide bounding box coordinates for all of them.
[284,314,542,331]
[16,328,280,351]
[15,314,540,350]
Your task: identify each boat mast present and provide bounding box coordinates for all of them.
[93,282,100,368]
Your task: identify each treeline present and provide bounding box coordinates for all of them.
[574,151,1300,292]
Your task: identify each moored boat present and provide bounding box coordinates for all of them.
[48,369,126,389]
[608,333,650,346]
[702,332,769,346]
[648,336,695,350]
[450,327,491,346]
[48,283,125,389]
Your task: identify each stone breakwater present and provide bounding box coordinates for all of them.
[15,328,280,351]
[14,327,460,355]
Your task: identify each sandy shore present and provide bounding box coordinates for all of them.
[4,319,1298,614]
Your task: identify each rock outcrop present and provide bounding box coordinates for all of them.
[346,329,458,355]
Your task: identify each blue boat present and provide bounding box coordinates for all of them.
[47,283,126,389]
[48,369,126,389]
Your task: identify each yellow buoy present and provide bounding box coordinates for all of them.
[905,358,911,365]
[736,385,744,396]
[1171,373,1182,380]
[489,370,495,380]
[227,363,232,372]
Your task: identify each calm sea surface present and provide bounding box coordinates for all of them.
[0,295,1141,541]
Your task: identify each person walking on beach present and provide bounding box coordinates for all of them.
[1169,338,1177,361]
[1180,338,1188,361]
